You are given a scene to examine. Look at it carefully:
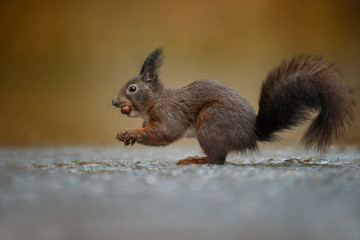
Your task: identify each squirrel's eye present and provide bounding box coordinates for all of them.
[128,85,137,92]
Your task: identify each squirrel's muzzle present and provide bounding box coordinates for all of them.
[111,99,132,115]
[112,99,119,107]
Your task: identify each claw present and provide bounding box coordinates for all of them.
[124,133,137,146]
[116,129,139,146]
[124,137,131,146]
[116,129,130,142]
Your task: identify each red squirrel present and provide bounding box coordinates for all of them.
[112,48,354,165]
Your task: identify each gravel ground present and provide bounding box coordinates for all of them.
[0,145,360,240]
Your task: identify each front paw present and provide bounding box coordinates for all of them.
[116,129,130,142]
[116,130,139,146]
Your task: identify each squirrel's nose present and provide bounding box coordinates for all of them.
[112,99,118,107]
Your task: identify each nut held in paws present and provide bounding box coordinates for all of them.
[121,105,132,115]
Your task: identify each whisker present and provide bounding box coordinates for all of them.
[103,104,112,115]
[112,107,115,120]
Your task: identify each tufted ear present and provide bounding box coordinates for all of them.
[139,48,164,82]
[142,67,156,82]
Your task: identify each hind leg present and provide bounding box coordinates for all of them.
[196,127,228,165]
[176,106,229,165]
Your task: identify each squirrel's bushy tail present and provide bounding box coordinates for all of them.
[255,56,354,151]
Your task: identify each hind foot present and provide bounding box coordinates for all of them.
[176,156,209,165]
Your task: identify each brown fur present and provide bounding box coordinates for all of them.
[112,49,354,165]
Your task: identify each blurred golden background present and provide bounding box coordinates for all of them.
[0,0,359,147]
